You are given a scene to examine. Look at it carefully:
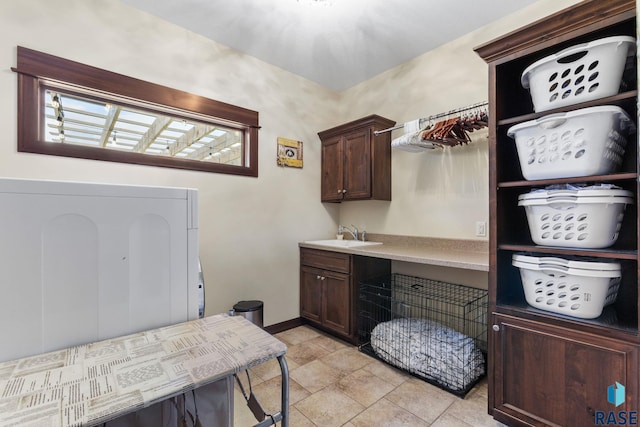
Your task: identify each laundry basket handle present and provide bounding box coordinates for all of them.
[539,264,570,274]
[545,190,578,198]
[538,257,570,266]
[553,42,590,64]
[536,113,568,129]
[556,50,588,64]
[546,196,578,206]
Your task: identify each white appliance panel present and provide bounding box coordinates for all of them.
[0,178,198,362]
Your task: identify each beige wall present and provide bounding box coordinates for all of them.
[0,0,581,326]
[337,0,581,287]
[337,0,582,240]
[0,0,342,326]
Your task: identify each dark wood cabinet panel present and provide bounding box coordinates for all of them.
[300,248,351,274]
[318,115,395,203]
[320,136,343,202]
[322,271,351,336]
[300,266,322,323]
[299,248,391,343]
[476,1,639,425]
[300,248,352,339]
[493,314,639,427]
[343,129,371,200]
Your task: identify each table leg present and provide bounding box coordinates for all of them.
[277,355,289,427]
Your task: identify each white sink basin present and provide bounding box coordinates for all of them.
[304,239,383,248]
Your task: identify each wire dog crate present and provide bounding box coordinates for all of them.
[358,273,488,396]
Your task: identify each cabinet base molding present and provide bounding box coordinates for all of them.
[264,317,304,335]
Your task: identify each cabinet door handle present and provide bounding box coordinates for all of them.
[316,275,322,280]
[337,189,342,194]
[342,189,347,193]
[320,276,326,281]
[492,324,500,332]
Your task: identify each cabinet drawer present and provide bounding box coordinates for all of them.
[300,248,350,273]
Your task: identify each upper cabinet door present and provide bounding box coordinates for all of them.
[321,135,344,202]
[318,115,395,203]
[343,129,371,200]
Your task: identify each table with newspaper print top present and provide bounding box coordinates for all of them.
[0,314,289,427]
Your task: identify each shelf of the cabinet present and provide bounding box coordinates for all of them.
[495,303,639,339]
[498,244,638,259]
[496,91,638,126]
[497,172,638,188]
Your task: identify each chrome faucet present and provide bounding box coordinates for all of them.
[339,224,359,241]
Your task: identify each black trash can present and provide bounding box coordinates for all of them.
[233,300,264,328]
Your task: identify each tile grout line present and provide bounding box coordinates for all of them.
[273,326,490,427]
[341,377,408,426]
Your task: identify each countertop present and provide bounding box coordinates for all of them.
[0,314,287,427]
[299,234,489,272]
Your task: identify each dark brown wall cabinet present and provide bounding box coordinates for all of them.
[318,115,395,203]
[475,1,639,425]
[300,248,390,343]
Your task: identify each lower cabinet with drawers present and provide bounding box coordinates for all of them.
[300,247,390,344]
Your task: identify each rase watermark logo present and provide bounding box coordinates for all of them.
[610,383,626,407]
[595,382,638,425]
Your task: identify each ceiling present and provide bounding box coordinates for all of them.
[122,0,540,92]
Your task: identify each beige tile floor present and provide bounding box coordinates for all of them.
[233,325,503,427]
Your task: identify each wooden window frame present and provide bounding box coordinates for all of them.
[14,46,259,177]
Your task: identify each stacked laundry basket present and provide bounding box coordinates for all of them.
[507,35,636,320]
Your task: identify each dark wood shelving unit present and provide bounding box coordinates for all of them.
[498,172,638,188]
[498,244,638,260]
[476,1,639,425]
[496,90,638,127]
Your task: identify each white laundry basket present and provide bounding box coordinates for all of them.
[507,106,633,180]
[521,36,635,112]
[518,186,633,249]
[512,254,621,319]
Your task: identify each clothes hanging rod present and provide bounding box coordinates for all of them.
[374,101,488,135]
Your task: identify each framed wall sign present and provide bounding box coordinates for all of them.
[277,137,303,168]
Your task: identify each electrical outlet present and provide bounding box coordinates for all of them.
[475,221,487,237]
